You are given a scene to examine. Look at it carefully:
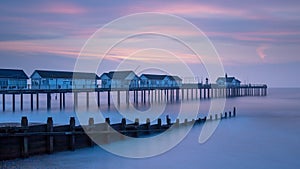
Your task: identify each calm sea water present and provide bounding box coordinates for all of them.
[1,88,300,169]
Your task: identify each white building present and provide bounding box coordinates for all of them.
[30,70,100,89]
[140,74,182,88]
[0,69,28,89]
[100,71,139,89]
[216,74,241,87]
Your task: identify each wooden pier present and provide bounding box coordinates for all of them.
[0,108,237,160]
[0,84,267,112]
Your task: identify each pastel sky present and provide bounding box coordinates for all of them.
[0,0,300,87]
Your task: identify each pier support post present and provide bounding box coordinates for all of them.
[59,93,62,110]
[36,93,39,110]
[181,89,184,100]
[46,117,54,154]
[200,88,202,99]
[97,92,100,108]
[74,92,78,110]
[143,90,146,104]
[21,116,29,158]
[30,93,33,111]
[107,91,111,106]
[63,93,65,109]
[2,94,5,111]
[12,94,15,112]
[186,89,189,100]
[176,89,179,101]
[117,90,120,106]
[69,117,75,151]
[20,93,23,111]
[86,92,89,109]
[126,90,129,105]
[148,90,151,103]
[47,93,51,110]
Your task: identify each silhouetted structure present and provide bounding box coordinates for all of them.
[0,69,28,89]
[100,71,139,89]
[216,73,241,87]
[31,70,99,89]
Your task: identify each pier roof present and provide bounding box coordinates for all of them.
[31,70,100,79]
[140,74,166,80]
[101,71,138,80]
[0,69,29,79]
[141,74,182,81]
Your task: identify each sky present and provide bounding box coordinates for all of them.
[0,0,300,87]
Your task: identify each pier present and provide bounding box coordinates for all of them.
[0,84,267,112]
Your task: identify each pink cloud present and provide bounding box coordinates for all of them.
[256,45,269,60]
[126,2,268,20]
[38,2,86,15]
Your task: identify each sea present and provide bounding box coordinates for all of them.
[0,88,300,169]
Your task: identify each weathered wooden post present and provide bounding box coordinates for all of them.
[157,118,162,129]
[233,107,236,117]
[209,115,212,121]
[104,118,110,144]
[220,113,222,119]
[166,115,171,125]
[184,118,188,125]
[121,118,126,130]
[175,119,180,126]
[46,117,54,154]
[146,118,151,134]
[215,114,218,120]
[21,116,29,158]
[229,111,232,117]
[69,117,75,151]
[224,112,227,118]
[88,117,94,147]
[134,118,139,137]
[105,118,110,125]
[134,118,139,126]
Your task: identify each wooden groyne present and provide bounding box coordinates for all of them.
[0,84,266,112]
[0,108,237,161]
